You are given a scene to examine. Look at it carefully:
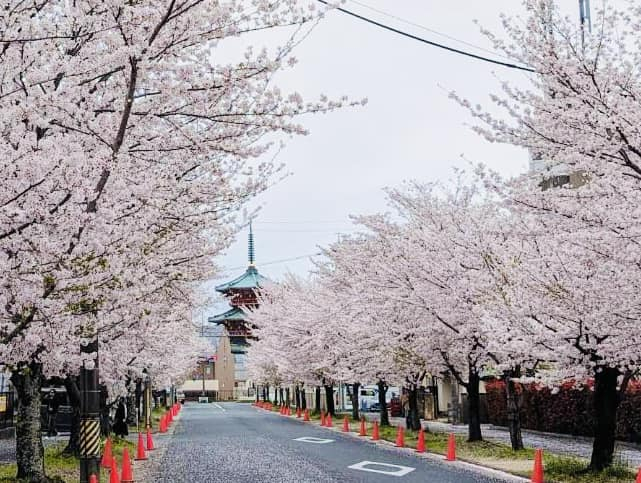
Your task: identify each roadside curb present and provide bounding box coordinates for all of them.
[254,406,528,482]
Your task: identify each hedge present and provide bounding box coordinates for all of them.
[485,379,641,443]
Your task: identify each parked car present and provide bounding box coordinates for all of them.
[176,391,186,404]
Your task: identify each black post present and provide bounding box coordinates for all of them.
[79,341,100,483]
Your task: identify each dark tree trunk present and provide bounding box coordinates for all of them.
[314,386,321,415]
[63,376,81,456]
[294,386,300,408]
[377,380,390,427]
[467,370,483,442]
[504,369,524,451]
[274,387,278,405]
[285,387,290,407]
[324,385,335,416]
[351,383,360,421]
[279,387,284,406]
[407,385,421,431]
[262,385,267,402]
[99,385,111,437]
[135,379,142,421]
[590,367,621,470]
[301,386,307,410]
[126,395,136,426]
[11,363,50,482]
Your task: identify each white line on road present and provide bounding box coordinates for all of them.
[293,436,335,444]
[213,403,226,411]
[348,461,416,477]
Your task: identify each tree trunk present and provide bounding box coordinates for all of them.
[301,386,307,410]
[467,370,483,442]
[263,385,268,402]
[285,387,290,407]
[589,367,621,470]
[273,387,278,405]
[351,383,360,421]
[294,386,300,408]
[324,385,335,416]
[279,387,284,406]
[407,385,421,431]
[63,376,81,456]
[11,363,50,482]
[504,369,524,451]
[314,386,321,415]
[377,380,390,427]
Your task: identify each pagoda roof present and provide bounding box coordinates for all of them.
[215,265,267,293]
[208,306,247,324]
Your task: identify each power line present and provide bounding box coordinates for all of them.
[347,0,516,62]
[316,0,535,73]
[224,252,322,272]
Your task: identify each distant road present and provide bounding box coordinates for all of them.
[150,403,515,482]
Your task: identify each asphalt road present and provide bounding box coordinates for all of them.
[151,402,515,483]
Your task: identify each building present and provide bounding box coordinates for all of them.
[208,224,267,399]
[179,335,234,401]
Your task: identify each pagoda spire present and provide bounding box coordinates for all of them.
[248,222,255,267]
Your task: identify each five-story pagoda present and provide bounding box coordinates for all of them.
[208,224,267,394]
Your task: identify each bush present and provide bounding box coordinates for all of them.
[485,379,641,442]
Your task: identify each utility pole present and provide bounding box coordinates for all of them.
[579,0,591,51]
[79,339,100,483]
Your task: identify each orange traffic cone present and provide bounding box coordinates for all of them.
[395,426,405,447]
[109,457,120,483]
[327,414,333,427]
[101,438,113,468]
[320,412,326,426]
[287,406,291,416]
[531,448,544,483]
[359,418,367,436]
[416,428,425,453]
[636,467,641,483]
[146,428,155,451]
[304,409,310,421]
[296,407,301,418]
[89,475,98,483]
[446,433,456,461]
[372,420,379,440]
[342,416,349,432]
[121,448,134,483]
[135,432,147,460]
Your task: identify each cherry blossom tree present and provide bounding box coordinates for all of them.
[451,0,641,469]
[0,0,351,479]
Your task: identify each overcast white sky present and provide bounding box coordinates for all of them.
[206,0,589,316]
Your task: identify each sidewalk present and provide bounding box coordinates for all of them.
[361,413,641,468]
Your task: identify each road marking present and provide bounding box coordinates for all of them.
[213,403,226,411]
[293,436,335,444]
[348,461,415,477]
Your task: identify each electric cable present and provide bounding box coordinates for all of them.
[316,0,535,73]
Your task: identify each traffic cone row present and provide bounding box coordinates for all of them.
[303,409,310,421]
[342,416,350,432]
[372,420,379,440]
